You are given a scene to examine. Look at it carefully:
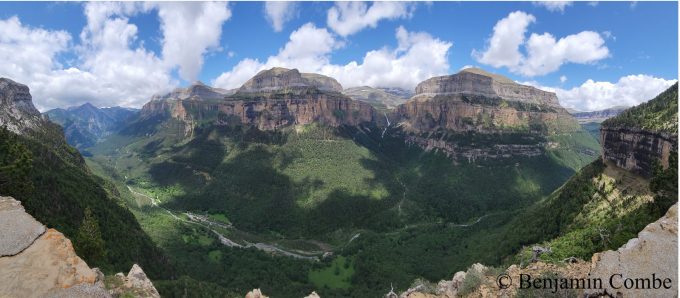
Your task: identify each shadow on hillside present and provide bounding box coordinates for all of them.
[155,132,404,238]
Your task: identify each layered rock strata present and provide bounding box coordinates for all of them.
[141,68,380,134]
[0,78,43,135]
[600,127,677,177]
[140,67,586,161]
[395,68,582,161]
[414,68,560,107]
[152,81,233,101]
[239,67,343,93]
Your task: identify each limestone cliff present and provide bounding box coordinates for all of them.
[0,78,44,135]
[0,196,159,298]
[600,128,677,177]
[138,67,593,162]
[343,86,409,109]
[571,106,627,124]
[151,81,233,101]
[584,204,678,298]
[600,84,678,177]
[414,68,560,107]
[239,67,343,93]
[394,68,586,162]
[141,67,380,134]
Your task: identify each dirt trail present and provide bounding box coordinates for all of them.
[127,186,324,260]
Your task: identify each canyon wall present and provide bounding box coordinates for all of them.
[600,127,677,177]
[142,92,380,133]
[414,68,560,107]
[139,67,590,162]
[0,78,43,135]
[394,68,584,162]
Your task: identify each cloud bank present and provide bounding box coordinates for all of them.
[213,23,452,91]
[0,2,231,110]
[474,11,609,77]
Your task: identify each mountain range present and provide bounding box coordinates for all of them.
[0,69,676,297]
[45,103,138,151]
[84,66,601,296]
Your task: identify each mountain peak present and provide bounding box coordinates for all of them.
[458,67,515,84]
[69,102,97,112]
[414,68,559,107]
[238,67,343,93]
[0,77,43,135]
[152,82,231,102]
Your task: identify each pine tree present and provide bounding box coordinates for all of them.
[0,127,34,197]
[76,207,107,266]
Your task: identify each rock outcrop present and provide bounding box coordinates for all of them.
[600,84,678,177]
[400,203,678,298]
[393,68,584,161]
[106,264,161,298]
[245,288,269,298]
[0,196,107,297]
[585,203,678,298]
[0,196,160,298]
[0,197,46,256]
[600,127,677,177]
[571,106,628,124]
[414,68,560,107]
[141,68,379,134]
[152,81,233,101]
[0,77,43,135]
[239,67,342,93]
[343,86,410,109]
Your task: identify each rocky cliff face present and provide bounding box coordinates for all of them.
[0,78,44,135]
[239,67,343,93]
[0,196,159,298]
[343,86,410,109]
[135,67,593,163]
[414,68,560,107]
[600,127,677,177]
[394,68,584,162]
[600,84,678,177]
[152,81,233,101]
[137,67,591,162]
[571,106,628,124]
[141,68,379,135]
[585,203,678,298]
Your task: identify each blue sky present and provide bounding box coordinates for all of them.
[0,1,677,111]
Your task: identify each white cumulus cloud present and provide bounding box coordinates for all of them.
[0,16,71,82]
[153,2,232,82]
[473,11,535,70]
[0,2,233,110]
[533,1,572,12]
[213,23,452,91]
[474,11,609,77]
[327,2,416,37]
[527,75,677,111]
[264,2,297,32]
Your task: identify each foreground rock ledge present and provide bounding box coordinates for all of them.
[0,196,159,298]
[398,203,678,298]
